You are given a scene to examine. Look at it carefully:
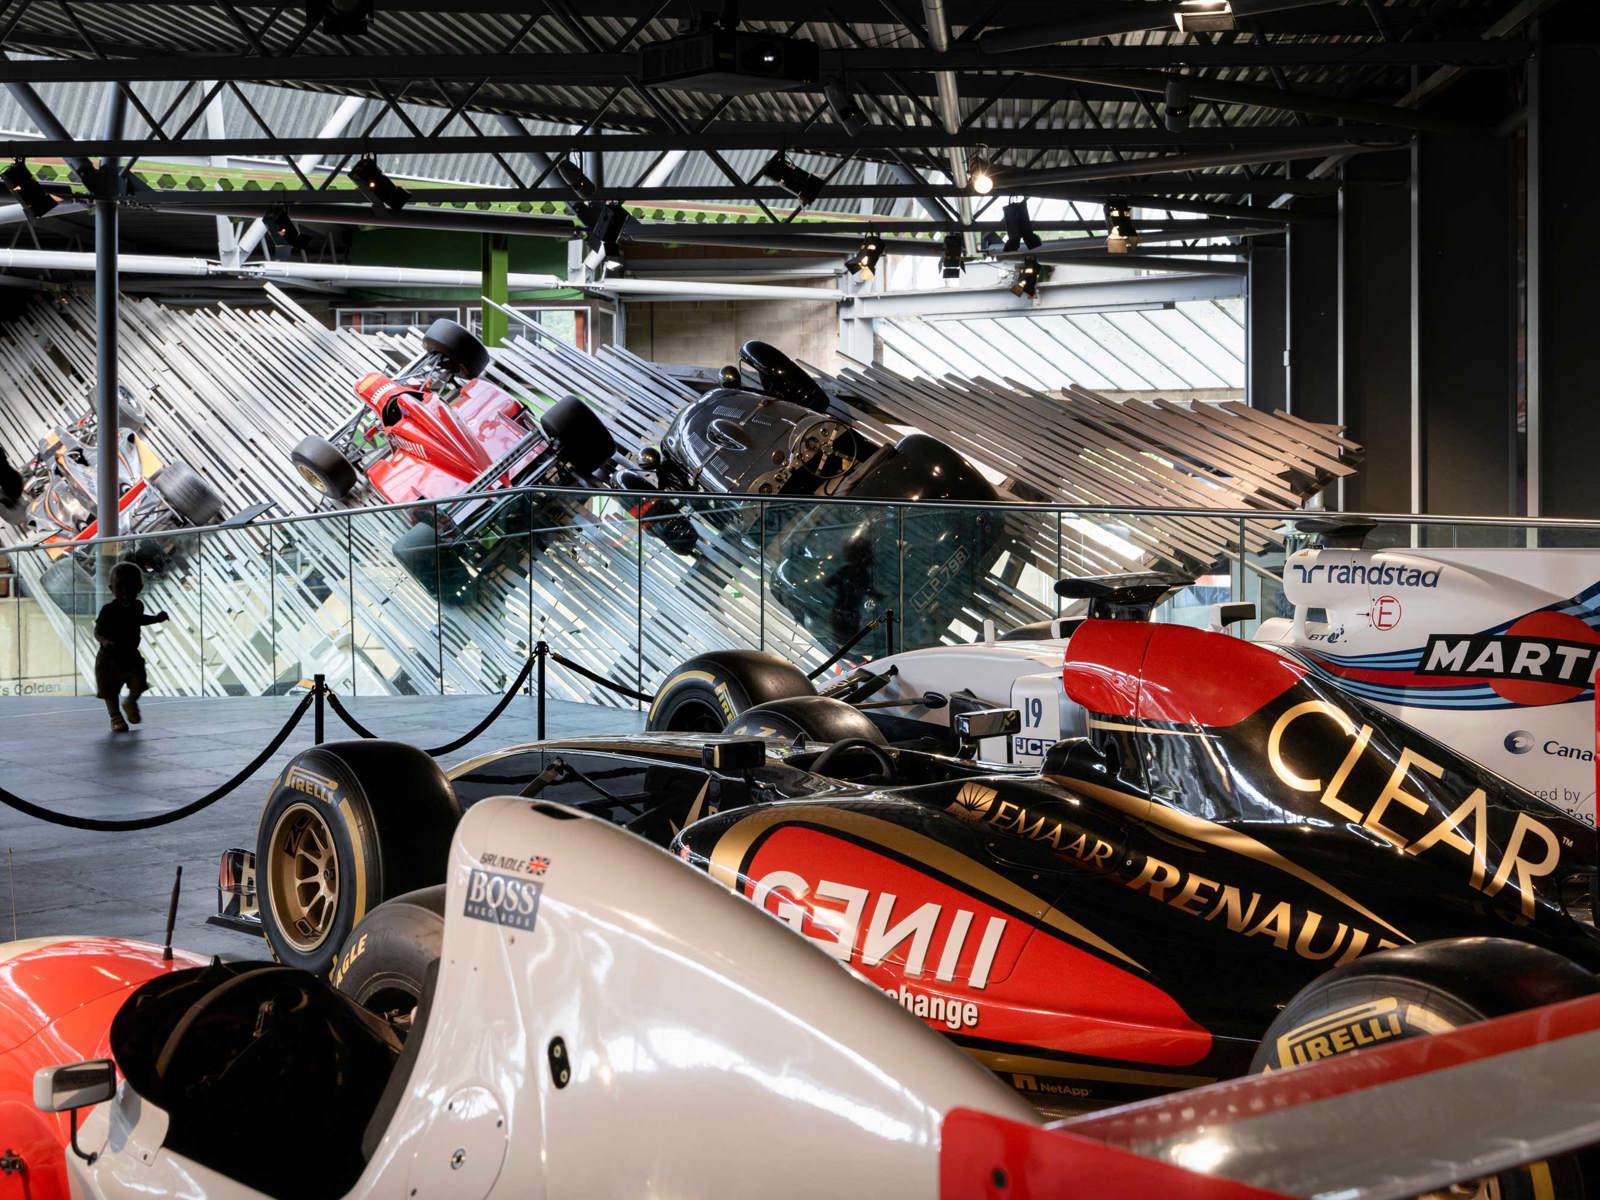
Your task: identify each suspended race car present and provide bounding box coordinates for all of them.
[215,583,1600,1194]
[287,319,619,606]
[0,388,236,612]
[10,800,1600,1200]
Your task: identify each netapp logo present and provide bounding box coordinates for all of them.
[1506,730,1535,755]
[1419,635,1600,685]
[463,868,543,931]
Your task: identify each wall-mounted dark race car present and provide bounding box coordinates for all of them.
[631,339,1003,649]
[224,587,1600,1193]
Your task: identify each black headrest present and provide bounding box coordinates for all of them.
[1054,572,1190,620]
[1294,516,1377,549]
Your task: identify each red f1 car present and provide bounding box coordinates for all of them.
[288,318,616,506]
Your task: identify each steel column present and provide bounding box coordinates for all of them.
[1337,153,1410,513]
[94,84,128,554]
[1284,199,1338,425]
[1410,81,1515,519]
[1245,239,1286,414]
[1528,8,1600,520]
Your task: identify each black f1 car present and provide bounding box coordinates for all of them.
[631,339,1002,649]
[230,575,1600,1196]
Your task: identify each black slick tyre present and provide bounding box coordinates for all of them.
[422,318,491,379]
[330,884,445,1023]
[539,395,616,475]
[291,436,359,498]
[151,462,225,527]
[726,695,886,746]
[647,650,816,733]
[1253,937,1599,1199]
[255,742,459,976]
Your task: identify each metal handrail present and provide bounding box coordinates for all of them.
[5,482,1599,557]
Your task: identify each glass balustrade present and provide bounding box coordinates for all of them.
[6,487,1600,739]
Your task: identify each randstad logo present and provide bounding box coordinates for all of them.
[1505,730,1536,755]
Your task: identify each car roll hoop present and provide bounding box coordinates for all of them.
[1055,571,1194,622]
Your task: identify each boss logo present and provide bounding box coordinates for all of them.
[463,868,543,931]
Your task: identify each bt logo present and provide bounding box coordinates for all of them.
[1505,730,1536,755]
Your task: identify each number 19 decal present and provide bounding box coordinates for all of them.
[1024,697,1044,728]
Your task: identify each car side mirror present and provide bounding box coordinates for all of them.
[34,1059,116,1113]
[703,738,766,773]
[954,707,1021,761]
[954,707,1022,741]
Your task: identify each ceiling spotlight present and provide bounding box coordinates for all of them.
[824,81,868,138]
[312,0,375,36]
[1174,0,1234,33]
[940,232,965,280]
[0,160,63,218]
[556,157,597,202]
[264,204,312,254]
[979,230,1006,257]
[1002,199,1041,253]
[1009,257,1041,301]
[583,201,631,278]
[1106,199,1140,254]
[968,156,995,196]
[843,237,883,283]
[757,152,824,209]
[349,157,410,213]
[1164,76,1192,133]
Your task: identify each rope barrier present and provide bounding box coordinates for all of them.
[0,614,891,829]
[0,692,314,832]
[324,648,541,756]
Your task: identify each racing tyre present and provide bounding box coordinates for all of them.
[151,462,225,528]
[647,650,816,733]
[255,742,460,976]
[540,395,616,475]
[1253,937,1599,1199]
[725,695,886,747]
[422,317,491,379]
[391,521,479,607]
[330,884,445,1026]
[291,436,359,499]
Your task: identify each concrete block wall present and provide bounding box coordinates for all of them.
[623,285,844,374]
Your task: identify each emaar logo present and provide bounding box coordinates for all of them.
[1505,730,1536,755]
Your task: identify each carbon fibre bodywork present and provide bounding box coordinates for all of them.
[451,619,1600,1106]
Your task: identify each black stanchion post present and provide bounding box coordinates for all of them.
[314,673,326,745]
[535,642,548,740]
[886,609,897,655]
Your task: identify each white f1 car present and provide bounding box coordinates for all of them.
[20,796,1600,1200]
[651,524,1600,826]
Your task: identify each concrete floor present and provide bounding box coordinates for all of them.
[0,694,643,958]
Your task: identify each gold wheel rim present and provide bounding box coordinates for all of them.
[296,462,329,493]
[267,802,340,952]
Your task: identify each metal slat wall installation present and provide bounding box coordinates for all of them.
[0,289,1358,703]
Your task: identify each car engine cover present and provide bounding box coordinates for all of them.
[662,388,846,494]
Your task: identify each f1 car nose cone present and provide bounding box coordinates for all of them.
[1506,730,1536,754]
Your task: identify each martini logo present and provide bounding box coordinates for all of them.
[1417,611,1600,705]
[1505,730,1535,755]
